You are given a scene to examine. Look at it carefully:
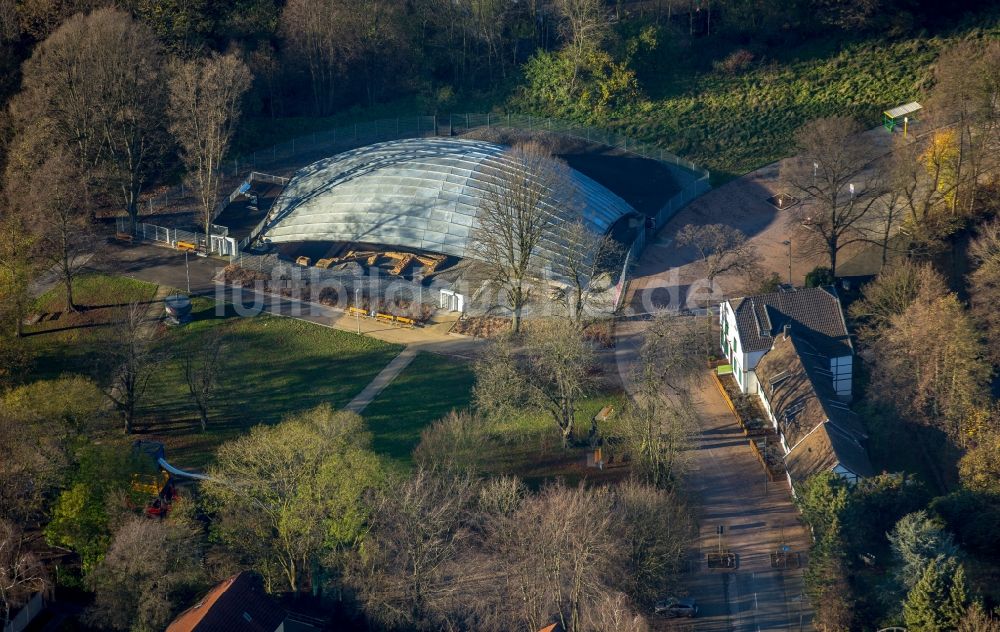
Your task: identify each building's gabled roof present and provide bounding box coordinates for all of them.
[755,334,873,485]
[166,572,285,632]
[728,287,852,359]
[784,421,873,483]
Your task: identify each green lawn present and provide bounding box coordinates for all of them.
[480,392,628,486]
[362,352,476,461]
[359,350,627,485]
[23,274,625,482]
[140,298,402,467]
[25,273,160,380]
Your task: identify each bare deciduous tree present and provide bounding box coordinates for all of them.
[23,150,93,312]
[618,393,697,490]
[849,261,946,348]
[868,269,990,447]
[958,603,1000,632]
[927,41,1000,216]
[0,520,48,626]
[676,223,759,286]
[782,116,884,276]
[168,53,252,252]
[639,310,707,392]
[475,319,595,447]
[619,312,704,488]
[611,481,694,607]
[471,142,570,333]
[280,0,350,115]
[183,329,225,432]
[12,8,167,231]
[0,209,36,339]
[489,482,618,632]
[859,174,907,272]
[354,468,479,629]
[554,0,609,90]
[105,301,159,434]
[85,513,204,631]
[968,218,1000,365]
[413,409,490,471]
[584,591,649,632]
[552,217,621,323]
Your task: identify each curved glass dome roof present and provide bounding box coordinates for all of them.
[261,138,636,277]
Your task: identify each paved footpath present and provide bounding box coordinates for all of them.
[343,347,419,414]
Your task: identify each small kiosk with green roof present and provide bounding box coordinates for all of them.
[883,102,922,135]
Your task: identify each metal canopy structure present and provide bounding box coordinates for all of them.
[883,101,922,132]
[261,137,636,278]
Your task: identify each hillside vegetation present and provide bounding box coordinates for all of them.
[563,26,999,180]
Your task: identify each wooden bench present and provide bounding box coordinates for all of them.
[375,312,395,325]
[347,306,367,318]
[395,316,416,328]
[176,241,197,252]
[114,231,134,244]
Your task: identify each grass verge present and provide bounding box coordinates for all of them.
[140,298,402,467]
[362,351,476,462]
[25,273,160,380]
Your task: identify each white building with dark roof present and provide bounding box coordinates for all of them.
[719,286,871,487]
[719,286,853,398]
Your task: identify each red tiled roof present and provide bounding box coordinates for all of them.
[166,572,285,632]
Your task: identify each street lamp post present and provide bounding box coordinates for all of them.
[782,240,792,286]
[185,251,191,294]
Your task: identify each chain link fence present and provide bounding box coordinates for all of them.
[140,112,708,218]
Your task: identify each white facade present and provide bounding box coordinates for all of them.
[719,298,852,400]
[719,301,766,394]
